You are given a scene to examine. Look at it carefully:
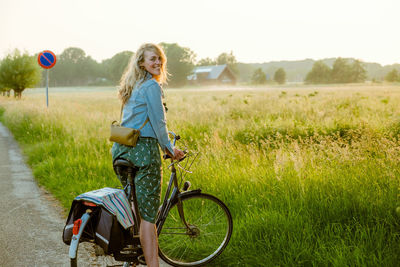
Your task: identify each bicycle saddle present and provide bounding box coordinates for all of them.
[113,158,137,178]
[113,158,135,168]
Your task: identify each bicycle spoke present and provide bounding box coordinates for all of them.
[163,239,186,256]
[192,204,220,225]
[178,241,190,261]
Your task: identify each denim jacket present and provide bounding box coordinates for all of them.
[121,72,174,155]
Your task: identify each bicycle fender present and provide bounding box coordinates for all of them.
[177,189,201,199]
[69,212,92,259]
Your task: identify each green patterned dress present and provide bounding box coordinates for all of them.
[112,138,162,223]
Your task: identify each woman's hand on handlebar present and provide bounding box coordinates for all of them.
[165,148,185,161]
[173,148,185,161]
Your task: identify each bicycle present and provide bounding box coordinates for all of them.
[65,131,233,266]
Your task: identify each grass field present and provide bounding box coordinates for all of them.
[1,84,400,266]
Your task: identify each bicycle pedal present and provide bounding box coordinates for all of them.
[122,246,141,252]
[114,250,143,262]
[138,254,146,265]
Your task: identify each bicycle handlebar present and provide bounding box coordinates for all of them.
[168,131,180,146]
[163,131,186,161]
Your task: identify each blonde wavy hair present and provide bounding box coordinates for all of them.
[118,43,168,105]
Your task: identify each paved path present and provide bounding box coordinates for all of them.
[0,122,95,266]
[0,122,170,267]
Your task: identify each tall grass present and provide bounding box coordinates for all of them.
[1,85,400,266]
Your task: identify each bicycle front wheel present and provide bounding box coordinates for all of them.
[158,193,233,266]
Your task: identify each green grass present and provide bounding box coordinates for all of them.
[1,84,400,266]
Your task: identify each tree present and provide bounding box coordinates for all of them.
[0,49,41,98]
[350,60,367,83]
[82,56,102,85]
[305,61,332,84]
[331,58,352,83]
[251,68,267,84]
[50,47,102,86]
[0,82,12,97]
[160,43,196,87]
[51,47,85,86]
[274,68,286,84]
[385,69,399,82]
[197,57,216,66]
[216,51,239,75]
[0,64,11,96]
[0,79,9,96]
[102,51,134,84]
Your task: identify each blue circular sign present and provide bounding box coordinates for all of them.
[38,50,56,69]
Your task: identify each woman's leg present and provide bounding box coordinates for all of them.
[140,219,159,267]
[133,138,162,266]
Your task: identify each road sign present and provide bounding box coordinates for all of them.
[38,50,56,107]
[38,50,56,69]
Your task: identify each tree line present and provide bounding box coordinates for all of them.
[43,44,194,87]
[304,58,400,84]
[0,43,243,97]
[1,44,399,98]
[305,58,367,84]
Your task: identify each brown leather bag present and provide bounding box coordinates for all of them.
[109,104,148,147]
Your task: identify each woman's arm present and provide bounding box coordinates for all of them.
[144,81,175,156]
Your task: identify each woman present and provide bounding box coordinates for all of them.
[112,43,184,267]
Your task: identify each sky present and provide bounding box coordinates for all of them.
[1,0,399,65]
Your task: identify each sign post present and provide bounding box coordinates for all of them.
[37,50,56,107]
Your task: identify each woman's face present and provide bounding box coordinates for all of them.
[141,50,162,76]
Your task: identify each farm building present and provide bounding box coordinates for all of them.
[187,64,236,85]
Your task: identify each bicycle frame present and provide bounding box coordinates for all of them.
[157,131,201,235]
[124,168,141,237]
[156,161,201,235]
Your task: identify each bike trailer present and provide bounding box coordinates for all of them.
[63,187,135,254]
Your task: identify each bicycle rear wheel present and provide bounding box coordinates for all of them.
[158,193,233,266]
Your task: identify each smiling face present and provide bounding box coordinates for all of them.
[140,50,162,77]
